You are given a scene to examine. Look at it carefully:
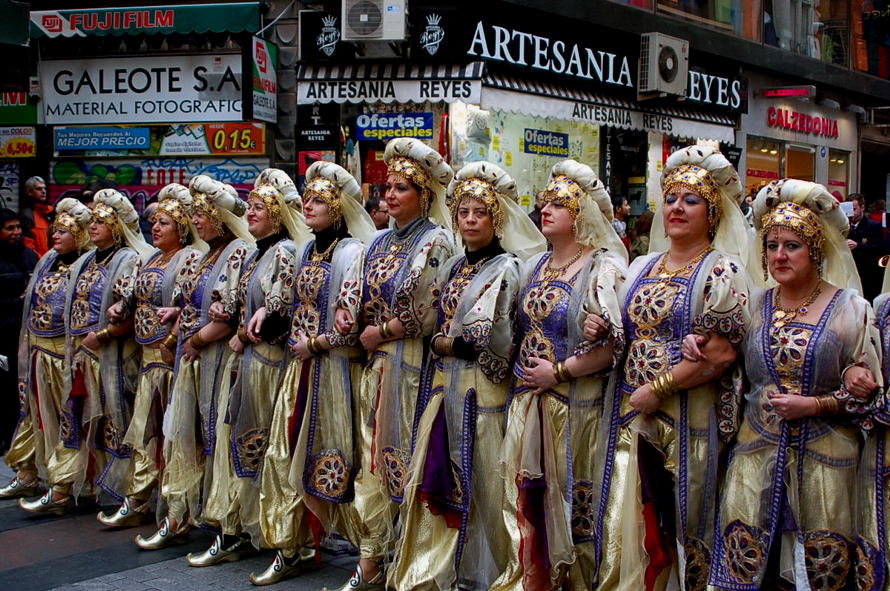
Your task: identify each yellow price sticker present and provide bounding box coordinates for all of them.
[492,135,500,151]
[505,152,512,166]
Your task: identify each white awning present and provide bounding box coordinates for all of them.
[297,62,484,105]
[482,72,737,142]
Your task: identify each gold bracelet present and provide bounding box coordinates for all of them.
[813,396,824,416]
[162,333,178,350]
[237,328,251,344]
[816,395,840,416]
[189,331,208,350]
[650,374,665,399]
[378,321,393,340]
[308,336,323,355]
[662,372,680,397]
[443,337,455,357]
[558,361,572,383]
[95,328,112,344]
[652,372,679,400]
[552,361,571,383]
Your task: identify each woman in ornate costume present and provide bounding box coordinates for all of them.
[136,176,253,550]
[702,179,880,590]
[0,199,92,500]
[389,161,545,591]
[589,146,751,590]
[859,249,890,591]
[95,184,206,527]
[191,169,309,567]
[253,162,376,585]
[490,160,627,591]
[331,137,454,591]
[20,189,150,515]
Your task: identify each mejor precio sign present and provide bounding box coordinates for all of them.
[40,55,243,124]
[355,112,433,141]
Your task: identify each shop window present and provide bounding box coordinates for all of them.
[607,0,654,8]
[828,149,850,199]
[765,0,850,65]
[786,144,815,181]
[855,2,890,79]
[657,0,745,34]
[745,137,782,197]
[450,101,602,212]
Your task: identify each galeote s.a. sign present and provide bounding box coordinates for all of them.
[40,55,243,124]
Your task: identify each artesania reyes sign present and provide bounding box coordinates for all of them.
[466,21,633,88]
[40,55,243,124]
[246,36,278,124]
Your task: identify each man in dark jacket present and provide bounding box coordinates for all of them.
[847,193,887,301]
[0,210,38,453]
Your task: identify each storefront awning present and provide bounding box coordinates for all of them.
[30,3,261,38]
[297,62,484,105]
[483,72,737,143]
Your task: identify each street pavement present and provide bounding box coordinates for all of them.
[0,460,357,591]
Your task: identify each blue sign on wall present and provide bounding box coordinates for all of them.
[55,126,150,151]
[522,128,569,157]
[355,112,434,141]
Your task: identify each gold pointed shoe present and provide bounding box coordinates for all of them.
[19,491,69,515]
[187,534,253,567]
[0,477,40,499]
[249,550,304,586]
[322,564,385,591]
[98,498,150,528]
[135,517,190,550]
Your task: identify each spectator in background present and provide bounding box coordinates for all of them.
[611,194,631,252]
[364,195,390,231]
[0,209,38,453]
[629,209,654,261]
[20,176,52,257]
[848,193,887,301]
[141,200,159,245]
[870,199,887,226]
[528,191,544,230]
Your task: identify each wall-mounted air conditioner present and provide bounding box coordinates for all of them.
[341,0,406,42]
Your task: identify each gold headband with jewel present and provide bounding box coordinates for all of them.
[663,164,722,231]
[249,185,284,229]
[451,177,504,237]
[760,200,824,261]
[388,156,432,215]
[92,202,123,244]
[303,176,342,222]
[191,192,224,235]
[54,212,88,246]
[156,198,190,238]
[542,174,585,219]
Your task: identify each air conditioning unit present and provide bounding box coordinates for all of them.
[341,0,406,41]
[638,32,689,99]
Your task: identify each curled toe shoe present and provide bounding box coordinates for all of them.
[134,517,190,550]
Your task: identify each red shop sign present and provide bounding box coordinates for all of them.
[767,107,839,138]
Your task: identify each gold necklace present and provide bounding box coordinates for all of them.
[772,281,822,331]
[654,246,712,289]
[311,237,340,263]
[540,246,585,288]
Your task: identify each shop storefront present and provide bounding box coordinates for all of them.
[29,3,274,207]
[738,72,858,199]
[296,3,744,215]
[0,93,39,211]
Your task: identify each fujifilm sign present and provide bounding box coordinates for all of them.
[467,21,633,88]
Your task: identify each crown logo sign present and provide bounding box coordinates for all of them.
[322,15,338,28]
[426,14,442,26]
